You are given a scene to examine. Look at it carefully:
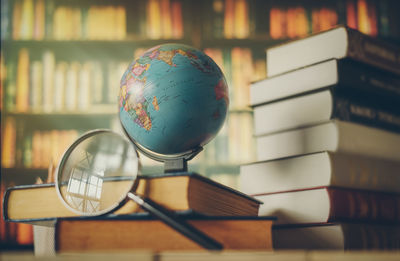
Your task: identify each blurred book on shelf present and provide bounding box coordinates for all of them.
[6,0,184,40]
[6,49,128,114]
[1,118,79,169]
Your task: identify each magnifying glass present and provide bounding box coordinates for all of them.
[55,129,223,250]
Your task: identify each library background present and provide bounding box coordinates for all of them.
[1,0,400,251]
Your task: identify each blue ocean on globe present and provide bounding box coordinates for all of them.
[119,44,229,156]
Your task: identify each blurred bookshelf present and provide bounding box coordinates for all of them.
[1,0,400,250]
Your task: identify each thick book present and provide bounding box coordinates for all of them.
[273,222,400,250]
[255,120,400,162]
[256,187,400,224]
[55,214,274,252]
[240,152,400,195]
[250,58,400,106]
[253,89,400,136]
[3,173,260,222]
[266,26,400,77]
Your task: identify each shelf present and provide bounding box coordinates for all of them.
[2,37,287,52]
[3,112,117,130]
[4,110,118,117]
[2,39,195,61]
[2,38,194,59]
[0,244,33,251]
[201,37,287,49]
[1,168,48,184]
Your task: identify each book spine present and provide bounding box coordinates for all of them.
[224,0,234,38]
[44,0,54,39]
[5,59,16,111]
[342,223,400,250]
[337,60,400,101]
[1,117,17,168]
[1,0,10,40]
[346,27,400,75]
[212,0,224,38]
[328,188,400,223]
[16,48,30,112]
[332,93,400,134]
[329,153,400,193]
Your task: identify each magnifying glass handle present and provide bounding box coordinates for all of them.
[127,192,223,250]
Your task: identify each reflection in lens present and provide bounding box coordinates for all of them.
[57,131,139,215]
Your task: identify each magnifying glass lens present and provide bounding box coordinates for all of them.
[57,131,139,215]
[56,130,222,250]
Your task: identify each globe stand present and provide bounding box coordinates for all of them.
[132,140,203,173]
[121,123,203,173]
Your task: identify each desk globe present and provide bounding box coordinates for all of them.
[119,44,229,170]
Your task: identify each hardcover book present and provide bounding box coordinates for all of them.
[240,152,400,195]
[255,120,400,162]
[253,89,400,136]
[54,214,274,252]
[3,173,261,223]
[266,26,400,77]
[256,187,400,224]
[250,58,400,106]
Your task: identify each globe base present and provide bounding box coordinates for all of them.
[164,158,188,173]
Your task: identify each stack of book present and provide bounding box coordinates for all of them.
[3,173,273,253]
[240,26,400,250]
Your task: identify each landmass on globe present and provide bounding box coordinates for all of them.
[119,44,229,156]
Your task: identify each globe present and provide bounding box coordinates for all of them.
[119,44,229,158]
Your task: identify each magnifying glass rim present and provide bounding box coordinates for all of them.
[55,129,140,216]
